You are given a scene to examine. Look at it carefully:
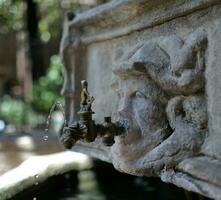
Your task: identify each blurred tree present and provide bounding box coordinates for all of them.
[26,0,44,79]
[0,0,25,35]
[0,0,108,39]
[0,95,42,127]
[0,0,109,129]
[0,0,108,111]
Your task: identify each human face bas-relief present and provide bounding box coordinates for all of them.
[111,75,171,163]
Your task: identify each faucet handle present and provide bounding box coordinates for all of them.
[80,80,94,112]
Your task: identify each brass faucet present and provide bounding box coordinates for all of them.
[60,80,126,149]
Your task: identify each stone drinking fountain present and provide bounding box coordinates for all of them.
[3,1,221,199]
[57,0,221,199]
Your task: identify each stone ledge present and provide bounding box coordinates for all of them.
[0,152,91,200]
[161,170,221,199]
[178,156,221,188]
[67,0,221,44]
[73,142,112,163]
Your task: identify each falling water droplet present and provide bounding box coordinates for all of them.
[33,197,37,200]
[34,174,39,179]
[34,174,39,186]
[44,101,66,135]
[43,135,48,141]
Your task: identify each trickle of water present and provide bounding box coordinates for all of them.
[34,174,39,187]
[43,135,48,141]
[44,101,67,136]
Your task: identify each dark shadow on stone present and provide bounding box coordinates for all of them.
[92,159,211,200]
[9,159,212,200]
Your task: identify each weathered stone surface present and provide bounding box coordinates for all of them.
[178,156,221,188]
[202,19,221,160]
[161,170,221,200]
[60,0,221,198]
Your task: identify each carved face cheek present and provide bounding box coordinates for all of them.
[118,94,138,128]
[116,83,141,136]
[132,94,154,134]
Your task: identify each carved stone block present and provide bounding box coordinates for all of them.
[60,1,221,198]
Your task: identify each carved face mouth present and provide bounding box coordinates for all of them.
[117,103,141,141]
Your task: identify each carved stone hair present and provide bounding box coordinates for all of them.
[113,28,207,95]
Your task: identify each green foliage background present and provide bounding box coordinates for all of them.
[0,55,63,127]
[0,0,80,40]
[0,0,106,129]
[32,55,64,113]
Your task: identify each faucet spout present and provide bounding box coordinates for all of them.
[60,121,87,149]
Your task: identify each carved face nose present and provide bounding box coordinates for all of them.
[118,96,132,118]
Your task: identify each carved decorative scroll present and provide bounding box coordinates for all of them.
[111,28,208,176]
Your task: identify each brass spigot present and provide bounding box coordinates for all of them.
[60,80,125,149]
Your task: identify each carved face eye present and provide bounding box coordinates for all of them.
[135,91,147,99]
[116,89,124,99]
